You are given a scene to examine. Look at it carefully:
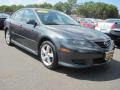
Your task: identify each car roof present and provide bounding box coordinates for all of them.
[106,18,120,20]
[21,8,50,11]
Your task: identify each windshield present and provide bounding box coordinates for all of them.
[36,10,79,25]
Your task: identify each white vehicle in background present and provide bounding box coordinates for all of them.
[78,18,103,29]
[95,19,120,46]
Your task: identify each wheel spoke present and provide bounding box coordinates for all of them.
[48,53,53,58]
[42,56,47,61]
[6,31,10,44]
[42,48,46,54]
[46,45,50,53]
[46,57,51,64]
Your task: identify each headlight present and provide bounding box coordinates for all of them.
[68,39,93,48]
[61,39,97,49]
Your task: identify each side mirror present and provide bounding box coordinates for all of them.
[77,21,80,23]
[27,19,37,27]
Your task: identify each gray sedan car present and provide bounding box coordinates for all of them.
[4,8,114,69]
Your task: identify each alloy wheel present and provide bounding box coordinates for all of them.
[41,44,54,66]
[5,30,11,44]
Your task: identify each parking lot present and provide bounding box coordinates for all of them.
[0,30,120,90]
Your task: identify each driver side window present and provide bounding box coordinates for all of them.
[23,10,38,24]
[12,10,24,22]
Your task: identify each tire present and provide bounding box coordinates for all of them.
[114,40,120,46]
[39,41,58,69]
[5,29,12,46]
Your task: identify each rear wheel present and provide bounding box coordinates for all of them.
[5,30,12,46]
[39,41,58,69]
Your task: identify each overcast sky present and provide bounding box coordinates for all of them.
[0,0,119,12]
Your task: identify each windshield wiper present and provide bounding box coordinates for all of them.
[46,22,61,25]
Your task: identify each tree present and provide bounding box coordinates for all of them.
[119,14,120,18]
[107,4,119,18]
[26,4,39,8]
[0,3,52,13]
[66,0,77,14]
[0,5,24,14]
[53,2,65,11]
[39,3,53,9]
[53,0,77,14]
[76,2,119,19]
[26,3,52,9]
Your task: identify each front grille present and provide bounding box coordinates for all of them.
[95,40,110,48]
[72,60,86,65]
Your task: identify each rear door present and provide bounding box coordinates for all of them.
[10,9,25,43]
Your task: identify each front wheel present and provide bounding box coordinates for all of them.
[5,30,12,46]
[114,40,120,46]
[39,41,58,69]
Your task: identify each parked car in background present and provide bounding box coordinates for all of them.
[4,8,114,69]
[0,13,10,29]
[95,19,120,45]
[79,18,97,29]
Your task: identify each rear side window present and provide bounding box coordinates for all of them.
[12,10,24,22]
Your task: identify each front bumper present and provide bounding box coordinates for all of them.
[58,48,113,68]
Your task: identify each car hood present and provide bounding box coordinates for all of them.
[46,25,110,41]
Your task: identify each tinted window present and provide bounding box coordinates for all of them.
[23,10,37,23]
[12,10,24,21]
[37,10,78,25]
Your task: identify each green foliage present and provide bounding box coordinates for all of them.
[0,0,119,19]
[53,0,77,14]
[39,3,53,9]
[0,5,24,14]
[76,2,119,19]
[53,2,65,11]
[65,0,77,14]
[119,14,120,18]
[0,3,52,14]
